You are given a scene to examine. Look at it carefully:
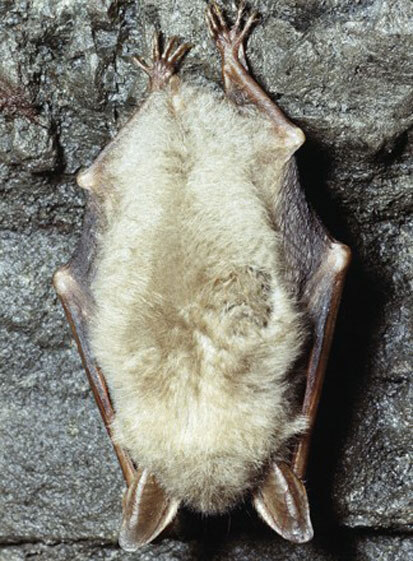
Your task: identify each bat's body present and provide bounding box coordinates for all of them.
[88,82,306,514]
[54,2,351,551]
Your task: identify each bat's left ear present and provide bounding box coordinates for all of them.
[252,461,313,543]
[119,468,180,551]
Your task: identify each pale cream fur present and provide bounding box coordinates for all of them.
[88,80,306,513]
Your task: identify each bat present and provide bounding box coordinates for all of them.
[53,1,351,551]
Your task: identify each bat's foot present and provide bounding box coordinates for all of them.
[206,1,259,64]
[132,33,192,92]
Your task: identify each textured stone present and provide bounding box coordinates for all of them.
[0,231,124,543]
[0,0,411,558]
[0,534,412,561]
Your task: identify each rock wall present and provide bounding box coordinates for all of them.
[0,1,411,559]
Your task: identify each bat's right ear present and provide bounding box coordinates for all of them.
[119,468,180,551]
[252,461,314,543]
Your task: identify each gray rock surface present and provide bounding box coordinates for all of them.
[0,0,411,559]
[0,534,412,561]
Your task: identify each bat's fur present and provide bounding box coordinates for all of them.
[88,80,307,513]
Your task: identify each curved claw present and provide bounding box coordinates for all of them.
[132,56,151,74]
[152,31,161,60]
[238,10,259,43]
[169,43,192,65]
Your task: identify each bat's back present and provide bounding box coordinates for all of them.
[89,81,306,512]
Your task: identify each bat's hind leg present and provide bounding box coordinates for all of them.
[206,1,304,154]
[133,32,191,92]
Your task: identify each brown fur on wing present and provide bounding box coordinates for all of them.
[88,81,307,513]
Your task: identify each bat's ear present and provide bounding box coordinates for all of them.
[252,461,314,543]
[119,468,180,551]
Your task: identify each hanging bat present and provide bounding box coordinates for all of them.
[53,1,351,551]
